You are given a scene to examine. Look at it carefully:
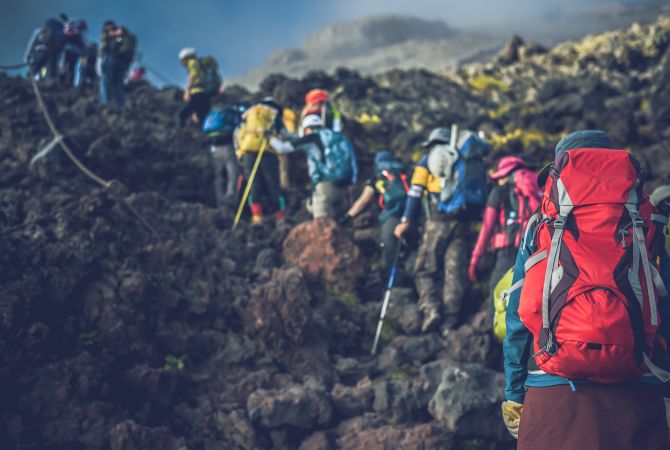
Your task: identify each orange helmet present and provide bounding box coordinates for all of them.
[305,89,329,105]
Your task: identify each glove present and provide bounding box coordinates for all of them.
[339,213,352,226]
[665,397,670,437]
[501,400,523,439]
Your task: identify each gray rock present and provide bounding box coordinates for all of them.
[429,363,507,439]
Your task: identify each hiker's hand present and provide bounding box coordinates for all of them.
[183,91,190,102]
[501,400,523,439]
[394,221,409,239]
[339,213,352,226]
[468,257,479,282]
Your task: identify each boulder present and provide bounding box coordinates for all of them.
[247,384,333,429]
[109,421,187,450]
[336,423,453,450]
[283,218,364,292]
[429,363,507,439]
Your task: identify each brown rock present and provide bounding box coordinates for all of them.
[283,218,364,292]
[336,423,453,450]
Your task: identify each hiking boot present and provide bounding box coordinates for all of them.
[421,308,441,333]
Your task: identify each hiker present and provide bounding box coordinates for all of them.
[128,66,146,83]
[25,18,65,79]
[502,130,670,449]
[235,98,290,223]
[99,20,136,109]
[276,114,357,219]
[78,43,97,90]
[469,156,540,317]
[343,150,415,276]
[62,18,87,87]
[178,48,221,127]
[395,127,490,332]
[298,89,342,137]
[203,104,246,208]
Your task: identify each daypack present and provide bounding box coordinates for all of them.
[375,158,409,223]
[493,267,516,342]
[428,130,490,214]
[39,19,65,50]
[236,104,278,156]
[318,129,357,186]
[518,148,670,383]
[196,56,222,95]
[493,168,542,250]
[203,105,245,137]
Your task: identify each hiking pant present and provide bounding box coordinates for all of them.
[179,92,211,127]
[414,219,469,327]
[211,143,240,207]
[242,151,281,214]
[489,247,518,317]
[44,48,60,79]
[63,50,79,87]
[307,182,344,219]
[519,383,669,450]
[100,55,127,109]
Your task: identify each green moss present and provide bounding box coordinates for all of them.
[468,74,510,92]
[328,288,359,309]
[386,368,410,381]
[164,355,186,372]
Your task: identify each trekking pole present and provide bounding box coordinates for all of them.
[371,239,404,355]
[232,138,269,230]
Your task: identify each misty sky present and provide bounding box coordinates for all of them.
[0,0,648,87]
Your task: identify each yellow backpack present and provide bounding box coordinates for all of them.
[236,104,278,156]
[493,267,515,342]
[282,108,297,134]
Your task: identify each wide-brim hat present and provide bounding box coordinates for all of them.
[490,156,525,180]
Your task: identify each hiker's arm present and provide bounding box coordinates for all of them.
[400,158,429,223]
[470,205,499,280]
[269,137,294,154]
[503,216,539,404]
[347,186,375,218]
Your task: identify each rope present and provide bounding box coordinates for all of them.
[30,76,112,188]
[0,62,27,70]
[144,63,176,86]
[29,75,160,238]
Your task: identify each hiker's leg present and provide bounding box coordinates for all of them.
[221,143,241,206]
[242,152,263,208]
[442,225,469,329]
[211,144,227,207]
[260,152,281,214]
[415,219,449,331]
[193,93,211,126]
[311,182,340,218]
[380,216,400,277]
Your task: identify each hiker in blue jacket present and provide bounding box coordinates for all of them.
[502,130,670,449]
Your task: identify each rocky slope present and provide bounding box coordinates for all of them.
[1,14,670,450]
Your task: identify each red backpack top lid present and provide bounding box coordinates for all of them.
[518,148,670,383]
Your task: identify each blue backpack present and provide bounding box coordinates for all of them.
[203,105,245,137]
[318,129,358,186]
[431,131,490,214]
[40,19,65,50]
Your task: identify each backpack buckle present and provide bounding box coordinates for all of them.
[553,219,565,230]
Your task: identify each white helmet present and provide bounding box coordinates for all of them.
[178,47,196,60]
[301,114,323,130]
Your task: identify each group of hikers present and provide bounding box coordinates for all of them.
[20,15,670,450]
[25,15,139,108]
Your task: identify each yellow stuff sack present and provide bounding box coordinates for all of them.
[493,267,515,342]
[236,104,277,156]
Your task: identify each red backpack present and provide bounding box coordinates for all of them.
[493,168,542,249]
[518,148,670,383]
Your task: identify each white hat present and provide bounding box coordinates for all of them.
[178,47,196,60]
[301,114,323,130]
